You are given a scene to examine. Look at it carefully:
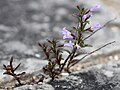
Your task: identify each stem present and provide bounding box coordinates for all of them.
[60,47,77,72]
[60,53,72,72]
[15,76,22,85]
[78,15,83,44]
[41,45,51,61]
[52,42,61,68]
[51,72,55,81]
[66,47,77,70]
[71,41,115,67]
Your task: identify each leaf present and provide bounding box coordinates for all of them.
[42,44,48,52]
[47,39,52,44]
[3,64,7,69]
[56,49,61,55]
[14,63,21,71]
[3,72,8,75]
[57,54,62,65]
[83,44,92,47]
[16,72,26,76]
[10,56,13,69]
[48,62,53,70]
[59,54,62,60]
[38,43,42,47]
[85,21,90,24]
[57,44,64,48]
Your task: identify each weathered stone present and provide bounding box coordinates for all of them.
[0,0,120,90]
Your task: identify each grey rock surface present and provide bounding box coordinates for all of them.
[49,60,120,90]
[14,84,54,90]
[11,59,120,90]
[0,0,120,90]
[0,0,119,75]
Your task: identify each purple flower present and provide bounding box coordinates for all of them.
[64,41,74,48]
[91,23,102,30]
[82,14,92,21]
[90,4,101,12]
[62,27,73,39]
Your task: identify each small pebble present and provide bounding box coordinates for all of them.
[114,55,119,60]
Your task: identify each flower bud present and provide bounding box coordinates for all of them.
[77,5,80,10]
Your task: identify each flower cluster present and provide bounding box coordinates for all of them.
[62,4,102,49]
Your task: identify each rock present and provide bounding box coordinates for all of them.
[14,84,54,90]
[0,0,120,89]
[1,57,120,90]
[49,61,120,90]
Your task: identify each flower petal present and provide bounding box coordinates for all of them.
[62,27,73,39]
[64,41,74,48]
[91,23,102,30]
[90,4,101,12]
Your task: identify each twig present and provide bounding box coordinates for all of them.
[60,53,72,72]
[71,41,115,66]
